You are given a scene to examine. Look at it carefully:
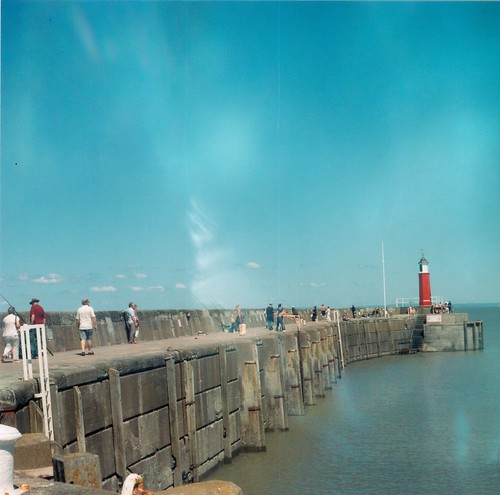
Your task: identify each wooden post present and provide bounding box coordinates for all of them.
[109,368,126,480]
[311,339,325,398]
[218,346,232,462]
[165,357,182,486]
[73,386,86,453]
[266,354,288,431]
[320,334,331,390]
[299,332,315,406]
[182,360,198,482]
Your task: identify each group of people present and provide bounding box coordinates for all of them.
[1,297,46,362]
[2,297,141,362]
[311,304,332,322]
[76,299,141,355]
[430,301,453,314]
[226,305,246,334]
[265,303,296,332]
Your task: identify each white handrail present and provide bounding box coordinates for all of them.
[20,325,54,441]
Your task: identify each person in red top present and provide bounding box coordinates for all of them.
[29,297,45,358]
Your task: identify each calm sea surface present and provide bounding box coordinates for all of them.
[206,305,500,494]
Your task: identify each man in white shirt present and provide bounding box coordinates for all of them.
[2,307,21,361]
[76,298,97,356]
[125,302,139,343]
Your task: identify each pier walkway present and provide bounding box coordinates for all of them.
[0,323,280,387]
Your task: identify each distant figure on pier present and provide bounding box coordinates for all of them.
[351,305,356,318]
[448,301,453,313]
[320,304,326,319]
[265,303,274,331]
[311,306,318,322]
[291,306,299,316]
[326,306,331,322]
[76,298,97,356]
[132,304,140,342]
[276,304,286,332]
[125,302,139,343]
[235,304,245,335]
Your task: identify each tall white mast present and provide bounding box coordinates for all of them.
[382,241,387,316]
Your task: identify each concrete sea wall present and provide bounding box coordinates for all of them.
[0,309,483,493]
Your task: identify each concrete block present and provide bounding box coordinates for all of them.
[124,407,170,465]
[53,452,102,489]
[120,367,169,420]
[14,433,52,470]
[227,380,240,412]
[128,446,174,492]
[192,355,220,394]
[195,388,222,429]
[196,419,223,461]
[56,381,112,446]
[84,427,116,479]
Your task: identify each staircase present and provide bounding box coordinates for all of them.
[410,315,427,350]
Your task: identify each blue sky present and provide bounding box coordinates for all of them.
[1,1,499,312]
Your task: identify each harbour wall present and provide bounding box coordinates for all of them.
[1,310,483,493]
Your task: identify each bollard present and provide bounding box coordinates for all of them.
[121,473,156,495]
[0,424,29,494]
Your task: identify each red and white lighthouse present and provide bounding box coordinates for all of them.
[418,255,432,306]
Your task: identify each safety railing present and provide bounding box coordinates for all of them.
[19,325,54,441]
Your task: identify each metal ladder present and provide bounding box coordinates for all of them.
[20,324,54,441]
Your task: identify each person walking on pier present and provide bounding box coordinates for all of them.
[351,305,356,318]
[320,304,326,319]
[276,304,286,332]
[131,303,140,343]
[2,307,21,362]
[76,298,97,356]
[311,306,318,322]
[265,303,274,331]
[29,297,45,358]
[125,302,139,343]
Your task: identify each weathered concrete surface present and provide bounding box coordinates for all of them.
[14,433,52,470]
[13,474,115,495]
[160,480,242,494]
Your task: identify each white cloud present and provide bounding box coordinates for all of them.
[247,261,261,270]
[131,286,165,292]
[175,283,187,289]
[115,274,127,279]
[134,273,148,279]
[18,273,30,281]
[310,282,327,288]
[90,285,118,292]
[33,273,63,284]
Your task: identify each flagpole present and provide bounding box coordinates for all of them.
[382,242,387,316]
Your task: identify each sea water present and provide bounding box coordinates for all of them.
[206,305,500,494]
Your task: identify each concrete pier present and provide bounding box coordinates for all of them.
[0,308,482,493]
